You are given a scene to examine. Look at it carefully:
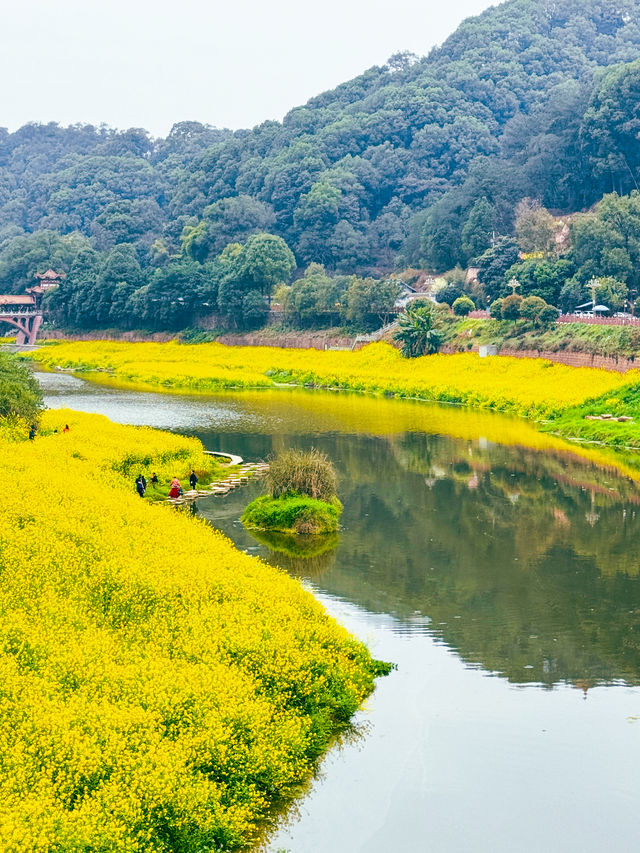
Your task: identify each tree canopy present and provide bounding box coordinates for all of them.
[3,0,640,329]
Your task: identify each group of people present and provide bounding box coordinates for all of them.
[28,423,69,440]
[135,470,198,499]
[135,472,158,498]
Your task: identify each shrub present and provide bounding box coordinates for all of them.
[267,448,338,501]
[452,295,475,316]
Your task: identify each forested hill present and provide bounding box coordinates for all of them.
[3,0,640,330]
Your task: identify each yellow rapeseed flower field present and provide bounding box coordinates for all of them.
[1,410,383,851]
[33,340,634,418]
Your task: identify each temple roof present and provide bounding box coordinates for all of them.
[35,268,64,280]
[0,294,36,305]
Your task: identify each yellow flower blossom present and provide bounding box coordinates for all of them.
[0,411,382,851]
[32,340,634,419]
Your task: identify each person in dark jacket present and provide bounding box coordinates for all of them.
[135,474,146,498]
[189,470,198,490]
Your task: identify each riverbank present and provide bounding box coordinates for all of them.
[28,339,640,447]
[0,409,386,851]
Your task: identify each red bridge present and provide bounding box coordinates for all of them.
[0,270,62,345]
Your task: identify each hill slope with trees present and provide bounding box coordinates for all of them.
[3,0,640,331]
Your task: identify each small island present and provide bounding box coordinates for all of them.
[242,448,342,534]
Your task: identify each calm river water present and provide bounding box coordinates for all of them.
[40,370,640,853]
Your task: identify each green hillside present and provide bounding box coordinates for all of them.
[3,0,640,331]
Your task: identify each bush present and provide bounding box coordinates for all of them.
[267,448,338,501]
[452,295,475,316]
[242,494,342,534]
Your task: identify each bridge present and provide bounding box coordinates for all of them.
[0,269,62,345]
[0,301,43,345]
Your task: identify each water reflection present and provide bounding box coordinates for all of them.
[197,429,640,689]
[42,370,640,687]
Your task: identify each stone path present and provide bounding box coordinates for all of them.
[165,460,269,505]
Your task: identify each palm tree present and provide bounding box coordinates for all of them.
[393,301,443,357]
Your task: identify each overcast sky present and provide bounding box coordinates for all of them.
[2,0,494,138]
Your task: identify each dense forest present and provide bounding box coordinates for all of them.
[4,0,640,331]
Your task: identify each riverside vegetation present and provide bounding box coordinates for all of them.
[242,449,343,536]
[0,403,389,851]
[30,339,640,447]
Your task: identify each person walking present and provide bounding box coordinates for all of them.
[189,470,198,490]
[135,475,146,498]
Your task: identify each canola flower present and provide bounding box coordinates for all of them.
[33,340,634,419]
[0,410,385,852]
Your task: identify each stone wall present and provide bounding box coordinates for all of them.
[489,348,637,372]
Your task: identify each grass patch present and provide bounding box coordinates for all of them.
[547,384,640,447]
[242,494,343,534]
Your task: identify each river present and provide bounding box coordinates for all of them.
[39,370,640,853]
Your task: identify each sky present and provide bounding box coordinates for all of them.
[2,0,495,138]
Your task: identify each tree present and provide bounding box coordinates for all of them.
[519,295,548,326]
[182,196,276,262]
[242,290,269,329]
[95,244,142,326]
[538,304,560,325]
[240,233,296,301]
[558,279,587,313]
[368,279,402,326]
[461,197,496,260]
[394,302,443,357]
[514,198,556,254]
[501,293,523,320]
[0,352,43,422]
[452,295,475,316]
[342,277,399,329]
[501,257,574,304]
[570,194,640,290]
[284,264,343,328]
[0,230,89,295]
[597,276,628,311]
[489,297,505,319]
[475,238,521,303]
[216,243,247,327]
[129,260,212,330]
[437,283,466,306]
[580,59,640,197]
